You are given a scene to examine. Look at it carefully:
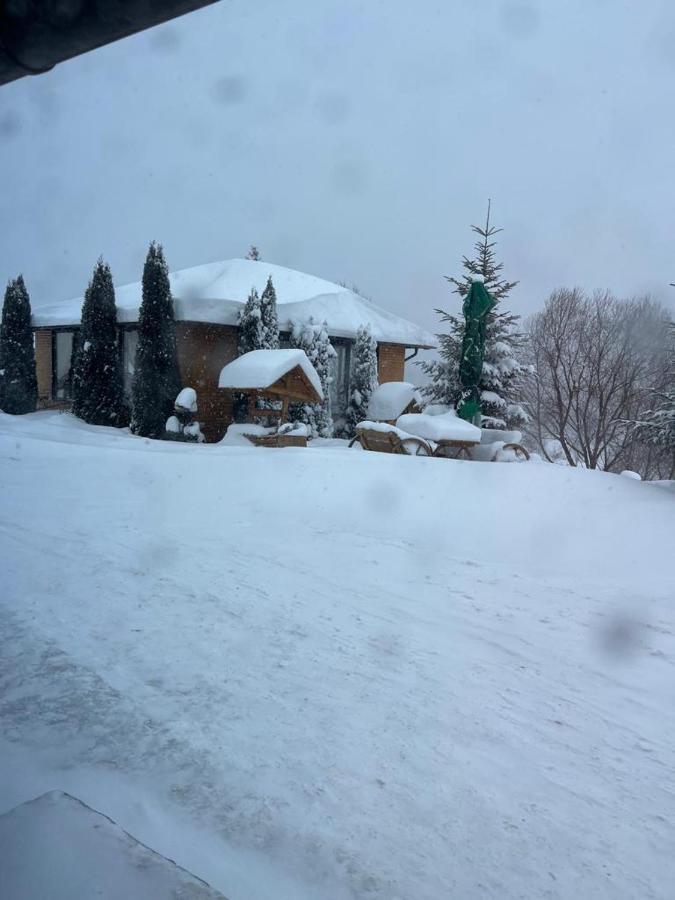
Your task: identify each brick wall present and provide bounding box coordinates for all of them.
[34,324,406,441]
[35,329,53,405]
[377,343,405,383]
[176,322,238,441]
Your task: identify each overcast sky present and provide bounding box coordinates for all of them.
[1,0,674,337]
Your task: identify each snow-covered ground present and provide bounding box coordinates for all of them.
[1,411,674,900]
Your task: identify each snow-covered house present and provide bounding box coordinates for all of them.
[31,258,435,440]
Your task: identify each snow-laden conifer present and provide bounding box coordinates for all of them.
[71,258,126,426]
[0,275,37,414]
[420,203,530,429]
[131,242,182,437]
[345,324,377,436]
[260,276,280,350]
[288,317,336,438]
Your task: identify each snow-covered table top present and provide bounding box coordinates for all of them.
[367,382,422,421]
[480,427,523,445]
[396,412,481,443]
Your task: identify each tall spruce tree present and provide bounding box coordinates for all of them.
[71,258,126,426]
[234,286,264,421]
[288,317,336,438]
[237,287,264,354]
[0,275,37,414]
[420,203,530,429]
[131,242,182,437]
[345,324,378,436]
[246,245,261,260]
[259,275,279,349]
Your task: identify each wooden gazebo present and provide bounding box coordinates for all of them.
[218,349,323,445]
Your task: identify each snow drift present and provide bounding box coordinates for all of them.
[0,411,673,900]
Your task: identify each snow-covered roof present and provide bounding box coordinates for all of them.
[218,348,324,399]
[32,258,437,348]
[367,381,422,421]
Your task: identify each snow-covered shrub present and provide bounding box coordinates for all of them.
[287,317,336,438]
[165,387,204,443]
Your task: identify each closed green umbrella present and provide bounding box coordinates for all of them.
[457,279,496,424]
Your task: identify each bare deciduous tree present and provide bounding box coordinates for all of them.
[525,288,671,477]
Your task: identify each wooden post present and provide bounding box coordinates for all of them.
[280,395,289,424]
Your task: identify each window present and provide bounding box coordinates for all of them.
[329,341,351,417]
[52,330,78,400]
[122,329,138,397]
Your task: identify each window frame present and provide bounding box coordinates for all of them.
[50,326,79,402]
[118,323,139,398]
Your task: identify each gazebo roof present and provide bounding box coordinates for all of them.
[218,349,323,403]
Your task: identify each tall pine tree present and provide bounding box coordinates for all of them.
[288,317,336,438]
[0,275,37,414]
[71,258,126,426]
[131,242,182,437]
[260,275,279,349]
[246,245,261,260]
[420,203,530,429]
[345,324,378,436]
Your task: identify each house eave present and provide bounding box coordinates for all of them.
[32,319,436,350]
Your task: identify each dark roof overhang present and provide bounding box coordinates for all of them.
[0,1,220,87]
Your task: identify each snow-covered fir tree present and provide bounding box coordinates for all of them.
[260,276,280,349]
[420,203,530,429]
[345,324,378,436]
[634,322,675,452]
[237,278,279,354]
[234,286,265,421]
[0,275,37,414]
[237,287,263,355]
[246,245,261,260]
[288,317,336,438]
[131,242,182,438]
[71,258,127,426]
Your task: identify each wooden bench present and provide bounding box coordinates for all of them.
[349,427,529,462]
[349,427,431,456]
